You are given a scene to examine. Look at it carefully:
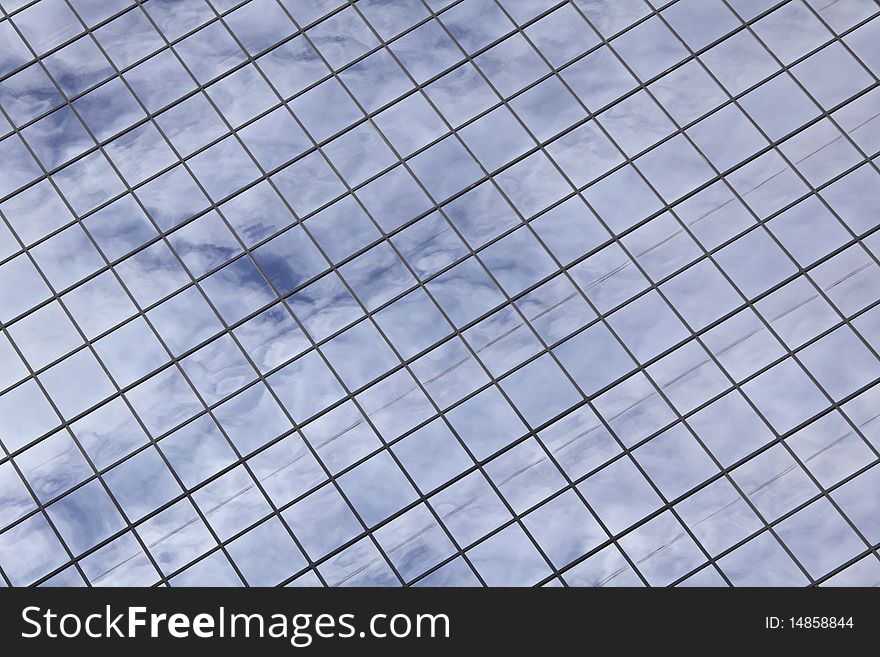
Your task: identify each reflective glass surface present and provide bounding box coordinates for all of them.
[0,0,879,588]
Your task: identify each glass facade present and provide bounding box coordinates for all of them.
[0,0,879,587]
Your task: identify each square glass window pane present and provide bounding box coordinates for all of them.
[495,152,571,218]
[15,0,82,53]
[715,228,797,299]
[322,319,399,390]
[476,33,550,98]
[62,270,137,340]
[424,62,497,127]
[392,418,472,493]
[318,535,398,586]
[84,194,157,261]
[272,151,346,218]
[718,531,808,586]
[599,91,676,158]
[618,511,706,585]
[93,316,168,388]
[634,424,718,499]
[8,300,82,370]
[16,428,91,503]
[192,465,271,540]
[204,64,277,128]
[247,432,325,507]
[776,497,865,579]
[290,77,362,142]
[214,382,292,455]
[578,457,662,534]
[593,371,675,448]
[160,415,236,488]
[650,59,727,126]
[94,7,164,69]
[308,5,378,69]
[390,19,463,84]
[524,489,605,569]
[788,411,874,488]
[409,135,483,202]
[338,450,416,527]
[225,0,296,55]
[554,322,636,395]
[467,523,551,586]
[538,406,621,479]
[300,400,380,474]
[289,272,362,342]
[575,0,651,36]
[614,15,688,81]
[227,517,306,586]
[811,246,880,316]
[22,106,95,173]
[465,305,542,378]
[257,35,329,98]
[443,181,520,248]
[767,195,849,267]
[322,122,396,186]
[430,471,511,546]
[442,0,514,54]
[220,180,296,247]
[732,443,820,522]
[500,354,581,427]
[792,42,872,109]
[170,551,242,587]
[124,49,197,113]
[427,257,505,327]
[0,64,64,127]
[359,0,429,40]
[675,477,762,556]
[820,164,880,235]
[135,165,211,232]
[525,4,599,67]
[31,223,104,290]
[201,256,277,324]
[545,120,623,187]
[1,179,73,246]
[138,498,215,577]
[663,0,739,51]
[661,259,742,330]
[52,44,105,105]
[446,385,527,460]
[175,21,246,84]
[268,350,345,422]
[374,288,453,360]
[47,479,125,555]
[459,106,533,173]
[485,437,566,513]
[39,348,115,419]
[608,290,689,363]
[799,326,880,401]
[125,366,203,437]
[252,225,329,295]
[636,134,714,202]
[70,396,148,470]
[411,336,489,408]
[147,287,223,356]
[375,503,455,583]
[700,29,779,96]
